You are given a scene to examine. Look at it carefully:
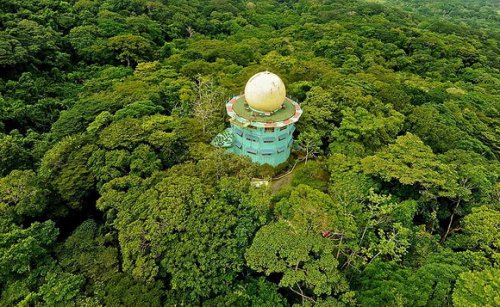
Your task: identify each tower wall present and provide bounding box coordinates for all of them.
[227,123,295,166]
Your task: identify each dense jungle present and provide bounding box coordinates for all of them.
[0,0,499,305]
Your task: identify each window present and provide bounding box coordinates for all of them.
[234,139,242,149]
[263,137,274,143]
[261,149,274,156]
[246,148,257,155]
[278,133,288,141]
[279,126,287,131]
[245,134,258,142]
[264,127,274,133]
[234,127,243,136]
[277,147,285,153]
[247,125,257,130]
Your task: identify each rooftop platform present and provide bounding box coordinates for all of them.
[226,95,302,128]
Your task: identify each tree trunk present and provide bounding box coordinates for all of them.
[442,199,461,242]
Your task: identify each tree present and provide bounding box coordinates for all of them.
[246,220,349,304]
[275,185,356,239]
[453,268,500,307]
[246,185,352,303]
[99,273,164,307]
[0,33,28,66]
[3,19,61,67]
[56,220,119,284]
[341,190,416,269]
[108,34,153,66]
[205,277,287,307]
[55,219,164,306]
[0,134,31,177]
[296,86,338,141]
[356,256,467,307]
[407,103,495,157]
[0,170,47,223]
[361,133,461,201]
[38,271,85,306]
[192,75,227,136]
[330,106,404,153]
[97,153,264,301]
[296,129,322,163]
[439,150,498,241]
[0,221,58,290]
[449,206,500,257]
[68,25,110,62]
[39,136,97,209]
[327,153,379,209]
[291,160,329,192]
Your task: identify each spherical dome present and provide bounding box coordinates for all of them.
[244,71,286,113]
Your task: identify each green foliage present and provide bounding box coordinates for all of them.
[99,273,164,307]
[291,161,329,192]
[113,100,163,120]
[38,271,85,306]
[340,190,416,269]
[411,98,498,155]
[449,206,500,259]
[453,268,500,307]
[39,136,97,209]
[0,220,58,285]
[55,219,164,305]
[97,153,265,301]
[247,185,352,302]
[362,133,461,200]
[56,220,119,283]
[0,19,61,67]
[296,129,322,163]
[0,0,498,305]
[331,105,404,153]
[108,34,153,66]
[0,134,31,176]
[205,277,287,306]
[247,220,348,300]
[327,153,379,211]
[356,257,467,306]
[0,170,47,223]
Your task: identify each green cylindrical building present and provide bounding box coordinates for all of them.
[213,72,302,166]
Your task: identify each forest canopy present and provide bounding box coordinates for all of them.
[0,0,499,305]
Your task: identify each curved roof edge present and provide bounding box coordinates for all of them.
[226,95,302,128]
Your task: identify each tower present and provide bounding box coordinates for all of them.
[212,71,302,166]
